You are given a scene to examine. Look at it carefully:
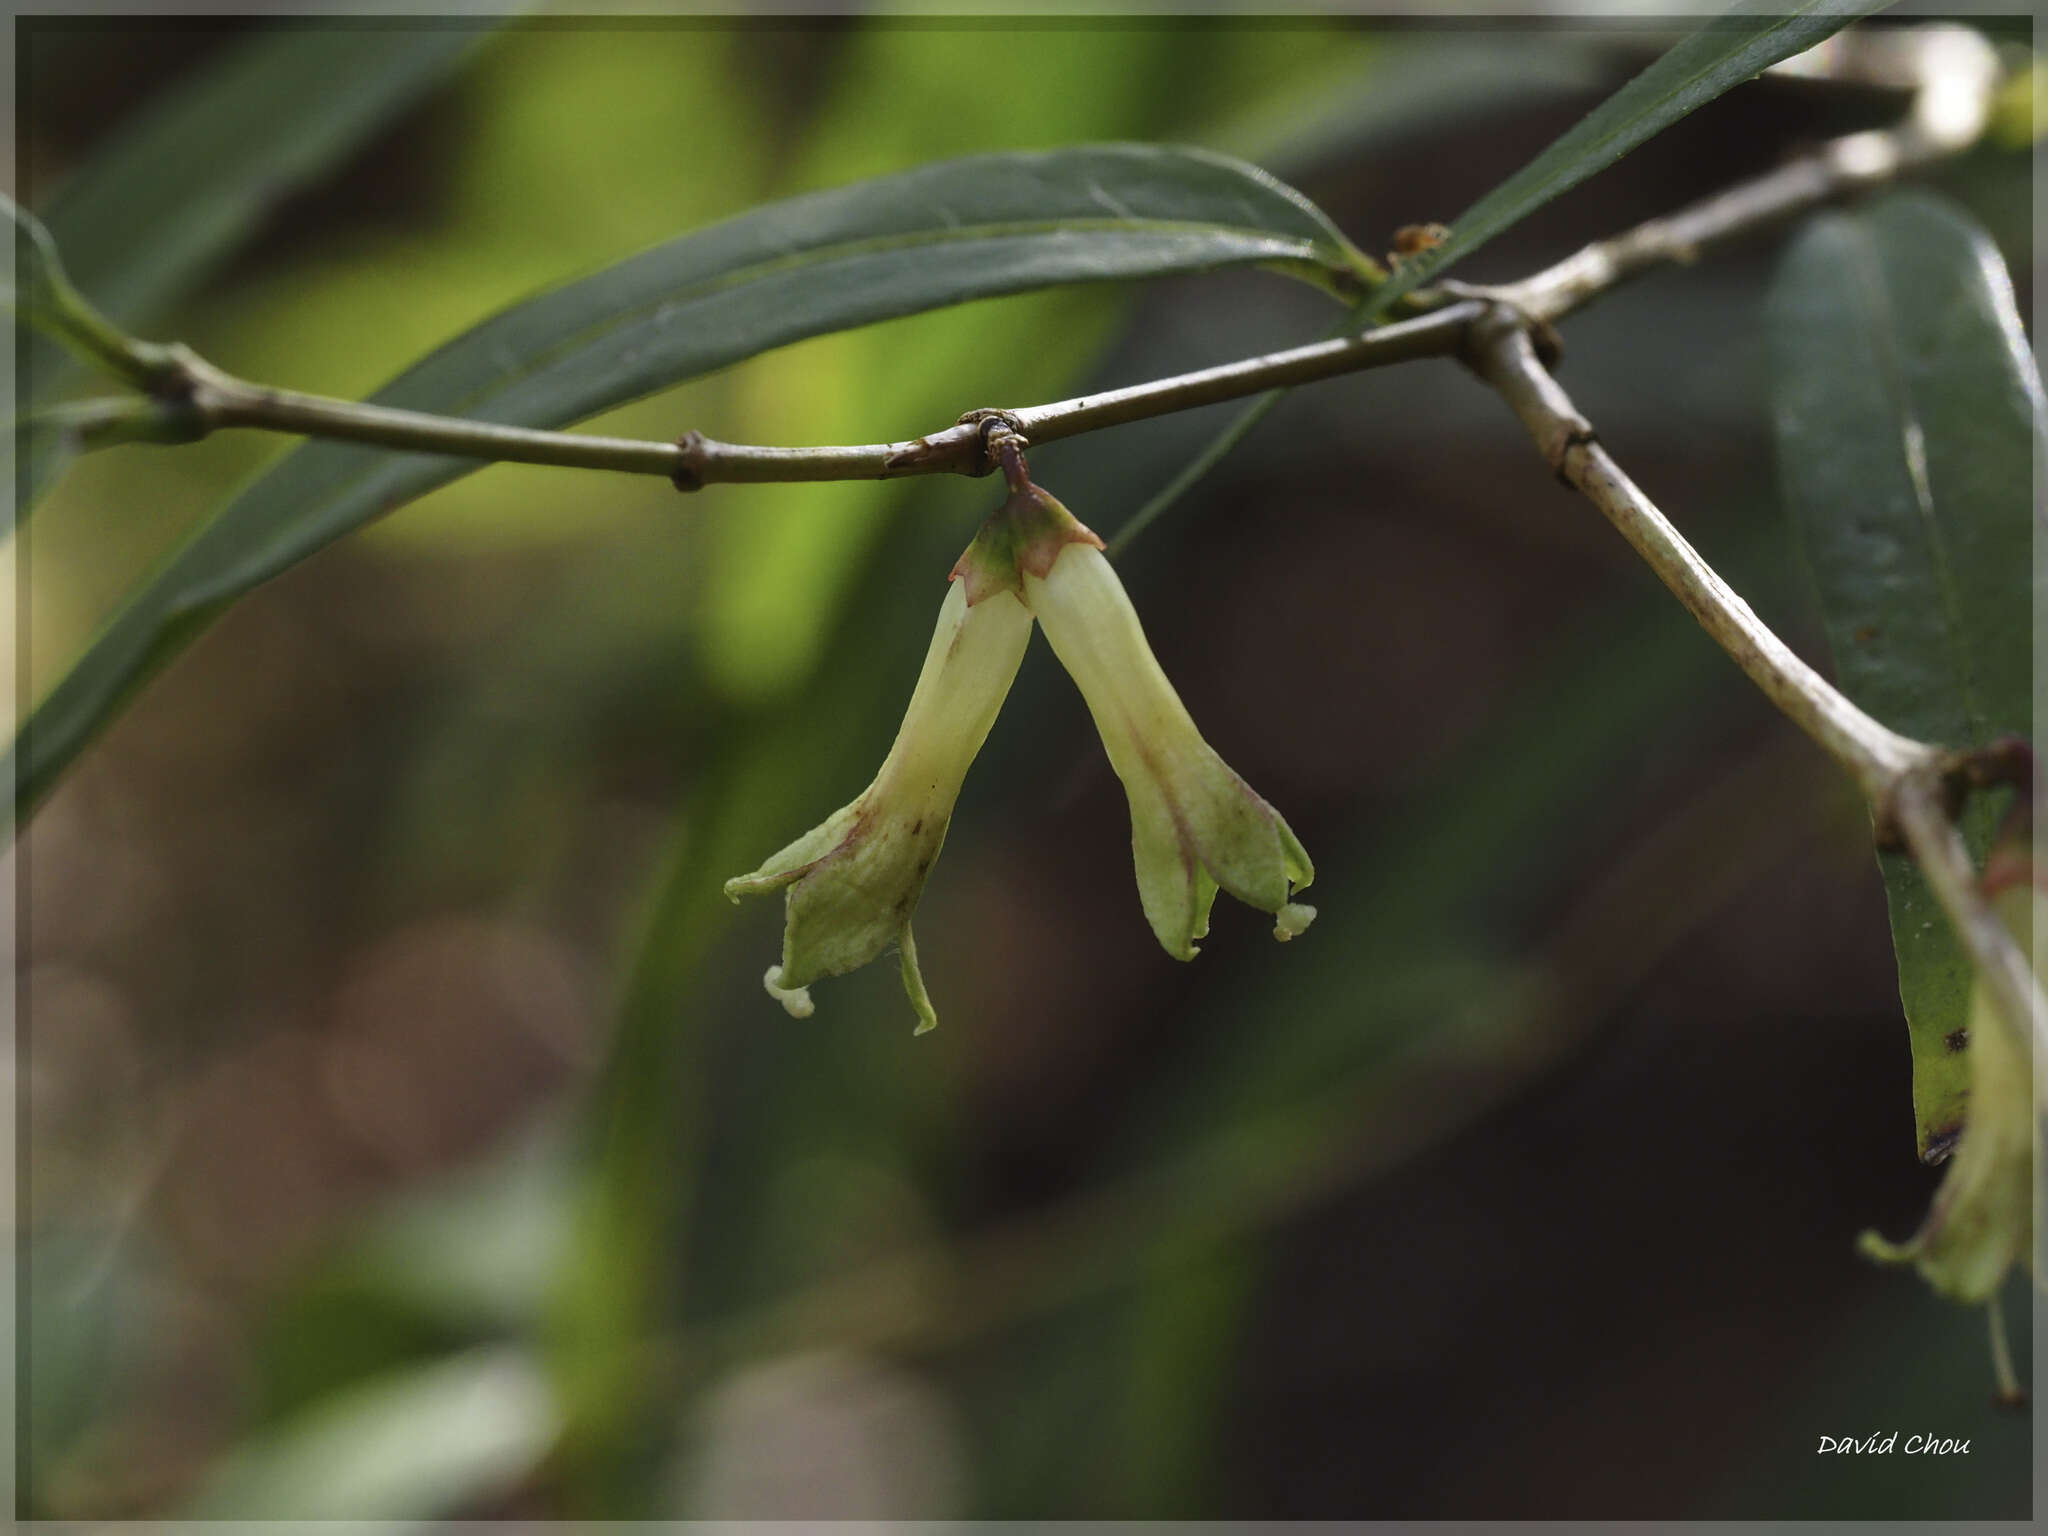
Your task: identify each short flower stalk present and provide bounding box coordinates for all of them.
[726,433,1315,1030]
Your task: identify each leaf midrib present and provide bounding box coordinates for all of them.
[435,216,1338,419]
[1840,224,1987,746]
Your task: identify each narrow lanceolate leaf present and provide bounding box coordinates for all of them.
[1369,0,1891,315]
[9,144,1370,817]
[26,20,491,406]
[1768,191,2045,1160]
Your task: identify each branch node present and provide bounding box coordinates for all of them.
[139,341,204,407]
[671,430,708,493]
[957,409,1027,476]
[1463,303,1594,482]
[1545,422,1597,485]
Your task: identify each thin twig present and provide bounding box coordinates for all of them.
[1460,305,2048,1071]
[55,305,1477,490]
[19,395,183,450]
[65,345,691,476]
[5,189,179,392]
[1462,311,1930,798]
[673,302,1480,488]
[1468,24,2002,325]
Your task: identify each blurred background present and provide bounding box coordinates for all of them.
[12,12,2038,1521]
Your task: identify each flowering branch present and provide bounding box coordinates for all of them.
[37,28,2000,494]
[43,303,1479,488]
[669,302,1479,488]
[32,25,2030,1062]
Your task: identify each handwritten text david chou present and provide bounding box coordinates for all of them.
[1817,1434,1970,1455]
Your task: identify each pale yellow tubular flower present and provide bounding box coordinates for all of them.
[1023,534,1314,960]
[724,574,1033,1033]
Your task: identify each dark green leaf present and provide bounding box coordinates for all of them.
[1768,190,2044,1158]
[11,144,1367,816]
[1369,0,1891,315]
[28,21,490,404]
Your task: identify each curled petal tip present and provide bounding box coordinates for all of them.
[764,966,815,1019]
[901,924,940,1035]
[1274,903,1317,942]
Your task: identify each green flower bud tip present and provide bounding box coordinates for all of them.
[1861,810,2040,1307]
[724,574,1033,1033]
[1023,531,1314,961]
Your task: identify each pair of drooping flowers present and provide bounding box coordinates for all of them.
[725,439,1316,1032]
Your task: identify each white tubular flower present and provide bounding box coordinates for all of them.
[1022,519,1315,960]
[724,573,1033,1033]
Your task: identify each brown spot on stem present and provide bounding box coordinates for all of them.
[1945,1028,1969,1053]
